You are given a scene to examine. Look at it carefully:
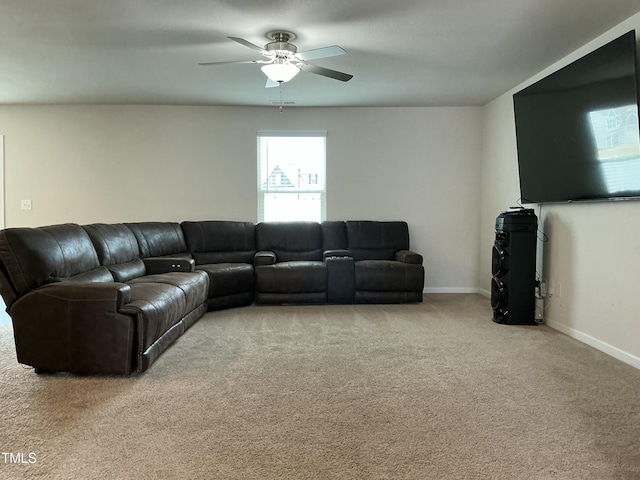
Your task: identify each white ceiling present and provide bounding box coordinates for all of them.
[1,0,640,107]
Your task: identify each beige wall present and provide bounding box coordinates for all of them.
[480,12,640,367]
[0,105,483,291]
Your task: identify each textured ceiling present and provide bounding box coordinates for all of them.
[1,0,640,107]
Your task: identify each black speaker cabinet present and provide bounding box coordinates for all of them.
[491,209,537,325]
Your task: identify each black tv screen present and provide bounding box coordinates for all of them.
[513,31,640,204]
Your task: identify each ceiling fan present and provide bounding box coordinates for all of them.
[199,31,353,87]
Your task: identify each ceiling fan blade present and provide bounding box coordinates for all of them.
[199,60,261,66]
[299,64,353,82]
[265,78,281,88]
[296,45,347,61]
[228,36,269,55]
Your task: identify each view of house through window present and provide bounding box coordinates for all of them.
[257,133,326,222]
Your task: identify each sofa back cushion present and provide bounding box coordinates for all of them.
[321,221,347,250]
[256,222,323,262]
[125,222,188,259]
[346,221,410,261]
[83,224,145,282]
[181,221,256,264]
[0,224,110,300]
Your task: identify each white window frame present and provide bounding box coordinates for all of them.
[257,131,327,222]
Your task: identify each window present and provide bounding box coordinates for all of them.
[257,132,326,222]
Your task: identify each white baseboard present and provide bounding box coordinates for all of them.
[546,319,640,370]
[423,287,488,295]
[477,288,491,298]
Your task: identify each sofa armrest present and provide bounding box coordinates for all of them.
[17,281,132,308]
[143,257,195,274]
[10,282,137,374]
[254,250,276,266]
[323,249,352,260]
[395,250,423,265]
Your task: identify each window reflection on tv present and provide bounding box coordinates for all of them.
[588,106,640,194]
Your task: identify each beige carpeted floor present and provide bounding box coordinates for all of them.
[1,294,640,479]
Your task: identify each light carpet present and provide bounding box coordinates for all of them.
[1,294,640,479]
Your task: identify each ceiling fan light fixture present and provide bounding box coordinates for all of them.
[261,61,300,83]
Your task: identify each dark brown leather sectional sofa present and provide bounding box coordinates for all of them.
[0,220,424,375]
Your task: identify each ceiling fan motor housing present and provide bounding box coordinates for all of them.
[265,32,297,59]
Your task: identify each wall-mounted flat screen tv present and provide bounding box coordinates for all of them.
[513,30,640,204]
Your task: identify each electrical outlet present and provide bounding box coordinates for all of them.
[556,282,562,298]
[21,199,32,211]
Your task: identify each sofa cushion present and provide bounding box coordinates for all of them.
[197,263,254,298]
[346,221,411,261]
[83,224,140,264]
[0,224,103,297]
[122,282,189,352]
[181,221,256,264]
[83,224,146,282]
[256,222,323,262]
[321,221,348,251]
[125,222,188,259]
[128,271,209,313]
[255,261,327,293]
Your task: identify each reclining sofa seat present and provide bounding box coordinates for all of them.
[254,221,329,305]
[81,223,209,372]
[0,224,120,373]
[0,223,208,374]
[345,221,424,303]
[180,221,256,310]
